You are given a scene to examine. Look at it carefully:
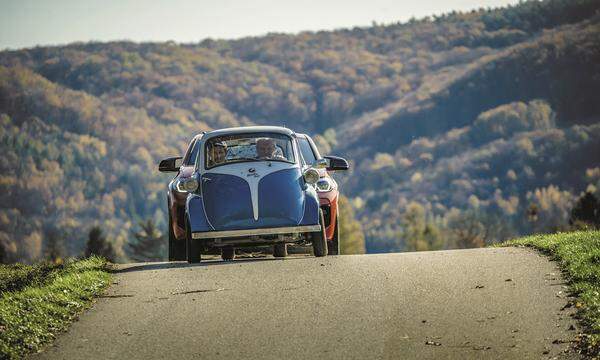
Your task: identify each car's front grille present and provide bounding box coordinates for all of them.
[320,205,331,227]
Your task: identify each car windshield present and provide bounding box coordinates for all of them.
[205,132,295,169]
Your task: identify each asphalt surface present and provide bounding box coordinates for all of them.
[33,248,581,359]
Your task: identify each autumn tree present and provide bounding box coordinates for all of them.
[401,202,442,252]
[446,209,486,248]
[526,185,575,233]
[471,100,555,145]
[338,196,366,255]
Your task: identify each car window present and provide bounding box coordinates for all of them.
[205,132,295,169]
[298,137,317,165]
[185,140,201,166]
[181,138,196,166]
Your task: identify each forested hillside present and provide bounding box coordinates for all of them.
[1,0,599,261]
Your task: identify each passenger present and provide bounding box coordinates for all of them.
[212,143,228,165]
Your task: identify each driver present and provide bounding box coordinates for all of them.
[256,138,277,159]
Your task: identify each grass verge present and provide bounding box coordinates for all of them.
[502,230,600,356]
[0,257,111,359]
[0,262,63,294]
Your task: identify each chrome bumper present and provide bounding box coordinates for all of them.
[192,224,321,240]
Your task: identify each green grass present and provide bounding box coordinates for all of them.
[0,257,111,359]
[0,262,63,294]
[502,230,600,356]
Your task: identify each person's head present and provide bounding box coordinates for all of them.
[256,138,275,158]
[213,143,227,164]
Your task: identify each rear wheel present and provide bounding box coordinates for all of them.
[221,247,235,261]
[328,214,339,255]
[312,210,328,257]
[185,220,201,263]
[168,210,186,261]
[273,243,288,258]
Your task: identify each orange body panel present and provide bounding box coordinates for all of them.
[318,188,339,241]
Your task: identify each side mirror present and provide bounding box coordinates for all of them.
[158,156,182,172]
[324,155,349,171]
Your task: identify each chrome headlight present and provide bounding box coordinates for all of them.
[303,168,320,185]
[175,178,198,193]
[316,177,333,192]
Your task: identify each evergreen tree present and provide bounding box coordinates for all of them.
[43,229,64,263]
[128,219,165,262]
[85,226,116,262]
[0,242,5,264]
[570,191,600,228]
[0,237,14,264]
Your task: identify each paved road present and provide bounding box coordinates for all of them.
[33,248,580,359]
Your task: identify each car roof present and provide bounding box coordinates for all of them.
[201,126,295,139]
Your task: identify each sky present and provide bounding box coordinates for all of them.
[0,0,521,50]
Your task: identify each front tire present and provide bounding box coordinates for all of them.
[328,214,339,255]
[185,220,201,263]
[312,210,328,257]
[221,247,235,261]
[273,243,288,258]
[168,210,186,261]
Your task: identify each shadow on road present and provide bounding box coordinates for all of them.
[112,256,310,273]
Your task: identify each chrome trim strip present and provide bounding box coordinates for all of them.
[192,225,321,240]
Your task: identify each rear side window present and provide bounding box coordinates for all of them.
[298,137,317,165]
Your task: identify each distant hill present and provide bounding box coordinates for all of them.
[1,0,599,261]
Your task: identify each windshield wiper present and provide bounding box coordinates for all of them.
[230,157,257,162]
[262,158,293,164]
